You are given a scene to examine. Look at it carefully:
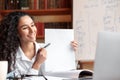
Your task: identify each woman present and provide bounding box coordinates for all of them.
[0,11,78,77]
[0,11,46,77]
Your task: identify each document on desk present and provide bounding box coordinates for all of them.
[46,76,69,80]
[45,29,76,72]
[22,76,68,80]
[45,70,82,78]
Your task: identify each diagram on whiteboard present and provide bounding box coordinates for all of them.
[73,0,120,60]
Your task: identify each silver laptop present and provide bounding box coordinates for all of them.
[63,31,120,80]
[64,31,120,80]
[93,31,120,80]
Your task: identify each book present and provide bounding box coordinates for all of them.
[20,0,29,10]
[39,0,45,9]
[0,0,4,10]
[15,0,20,9]
[35,22,44,39]
[45,22,72,29]
[5,0,16,10]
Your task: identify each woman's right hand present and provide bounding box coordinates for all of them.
[32,48,47,70]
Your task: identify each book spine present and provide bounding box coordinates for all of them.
[30,0,34,9]
[45,22,72,29]
[15,0,21,9]
[35,22,44,38]
[55,0,60,8]
[20,0,29,10]
[5,0,15,10]
[33,0,37,9]
[60,0,65,8]
[48,0,55,9]
[4,0,8,9]
[45,0,47,9]
[0,0,4,10]
[39,0,45,9]
[36,0,39,10]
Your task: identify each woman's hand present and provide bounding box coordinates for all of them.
[32,48,47,70]
[71,40,78,51]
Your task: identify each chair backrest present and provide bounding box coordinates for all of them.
[93,31,120,80]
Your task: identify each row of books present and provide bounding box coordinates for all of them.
[35,22,72,38]
[45,22,72,29]
[0,0,72,10]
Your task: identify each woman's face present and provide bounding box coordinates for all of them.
[17,15,37,43]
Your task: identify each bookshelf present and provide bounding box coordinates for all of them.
[0,0,72,40]
[0,9,71,16]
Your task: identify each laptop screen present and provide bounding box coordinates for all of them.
[93,32,120,80]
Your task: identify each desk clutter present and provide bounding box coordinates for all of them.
[7,70,93,80]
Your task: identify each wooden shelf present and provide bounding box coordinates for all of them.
[0,8,71,16]
[0,0,72,40]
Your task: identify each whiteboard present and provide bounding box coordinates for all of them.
[45,29,76,72]
[73,0,120,60]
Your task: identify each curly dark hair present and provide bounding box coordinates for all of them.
[0,11,33,72]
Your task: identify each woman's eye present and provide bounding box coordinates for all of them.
[22,26,28,30]
[31,24,35,27]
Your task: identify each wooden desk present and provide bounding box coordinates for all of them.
[77,60,94,70]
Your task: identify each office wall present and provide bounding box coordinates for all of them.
[73,0,120,60]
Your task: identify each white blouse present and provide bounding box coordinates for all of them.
[15,42,45,75]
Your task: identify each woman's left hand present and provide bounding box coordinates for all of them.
[71,41,78,51]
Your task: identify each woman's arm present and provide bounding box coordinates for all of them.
[32,48,47,70]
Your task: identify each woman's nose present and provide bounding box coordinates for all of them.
[29,27,34,33]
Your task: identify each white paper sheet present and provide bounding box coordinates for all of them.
[46,76,69,80]
[45,29,76,72]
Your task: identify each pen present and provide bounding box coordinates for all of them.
[21,74,43,77]
[21,74,47,80]
[43,43,51,48]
